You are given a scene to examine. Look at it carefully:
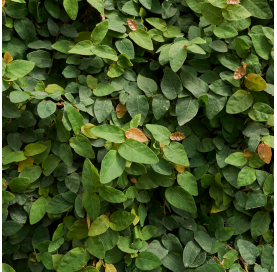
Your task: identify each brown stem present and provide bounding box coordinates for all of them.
[238,256,249,272]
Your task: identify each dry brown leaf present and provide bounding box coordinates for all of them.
[234,66,246,79]
[170,132,185,141]
[125,128,148,142]
[226,0,240,3]
[18,157,34,172]
[173,163,185,173]
[127,18,138,31]
[243,148,255,158]
[258,143,272,164]
[4,52,13,64]
[131,178,137,184]
[116,103,127,118]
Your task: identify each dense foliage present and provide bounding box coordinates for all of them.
[2,0,274,271]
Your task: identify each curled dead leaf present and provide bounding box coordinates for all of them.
[226,0,240,3]
[234,66,246,79]
[173,163,185,173]
[125,128,148,142]
[258,143,272,164]
[116,103,127,118]
[4,52,13,64]
[127,18,138,31]
[170,132,185,141]
[243,148,255,158]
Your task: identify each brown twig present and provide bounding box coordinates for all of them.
[238,256,249,272]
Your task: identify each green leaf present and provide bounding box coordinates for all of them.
[177,172,198,196]
[176,97,199,126]
[2,264,15,272]
[222,4,251,21]
[68,41,94,55]
[82,190,100,221]
[251,211,271,237]
[194,230,212,252]
[206,93,227,119]
[180,70,209,98]
[94,98,113,123]
[69,135,95,159]
[199,2,222,25]
[163,142,189,166]
[215,227,234,241]
[8,177,30,193]
[195,264,225,272]
[217,53,240,71]
[137,74,158,97]
[91,21,109,45]
[169,41,188,72]
[146,17,167,32]
[135,251,162,270]
[87,0,104,14]
[226,90,254,114]
[237,167,256,187]
[37,101,56,118]
[213,24,238,39]
[46,194,73,214]
[115,38,135,59]
[91,125,125,143]
[118,139,158,164]
[30,196,51,224]
[86,236,105,259]
[110,210,135,231]
[57,248,90,272]
[165,186,197,213]
[98,185,127,203]
[240,0,273,19]
[248,102,273,122]
[129,29,154,51]
[146,124,171,145]
[100,150,125,184]
[88,215,110,236]
[66,104,84,135]
[67,219,88,240]
[5,60,34,79]
[161,67,182,100]
[82,158,101,190]
[3,151,27,165]
[237,239,259,265]
[27,50,53,68]
[91,45,118,61]
[63,0,78,20]
[126,94,149,125]
[93,83,115,96]
[225,152,247,166]
[183,241,201,267]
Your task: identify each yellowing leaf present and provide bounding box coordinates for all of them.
[243,148,255,158]
[244,73,267,92]
[18,157,34,172]
[173,163,185,173]
[4,52,13,64]
[116,103,127,118]
[258,143,272,164]
[131,205,139,226]
[105,263,117,272]
[125,128,148,142]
